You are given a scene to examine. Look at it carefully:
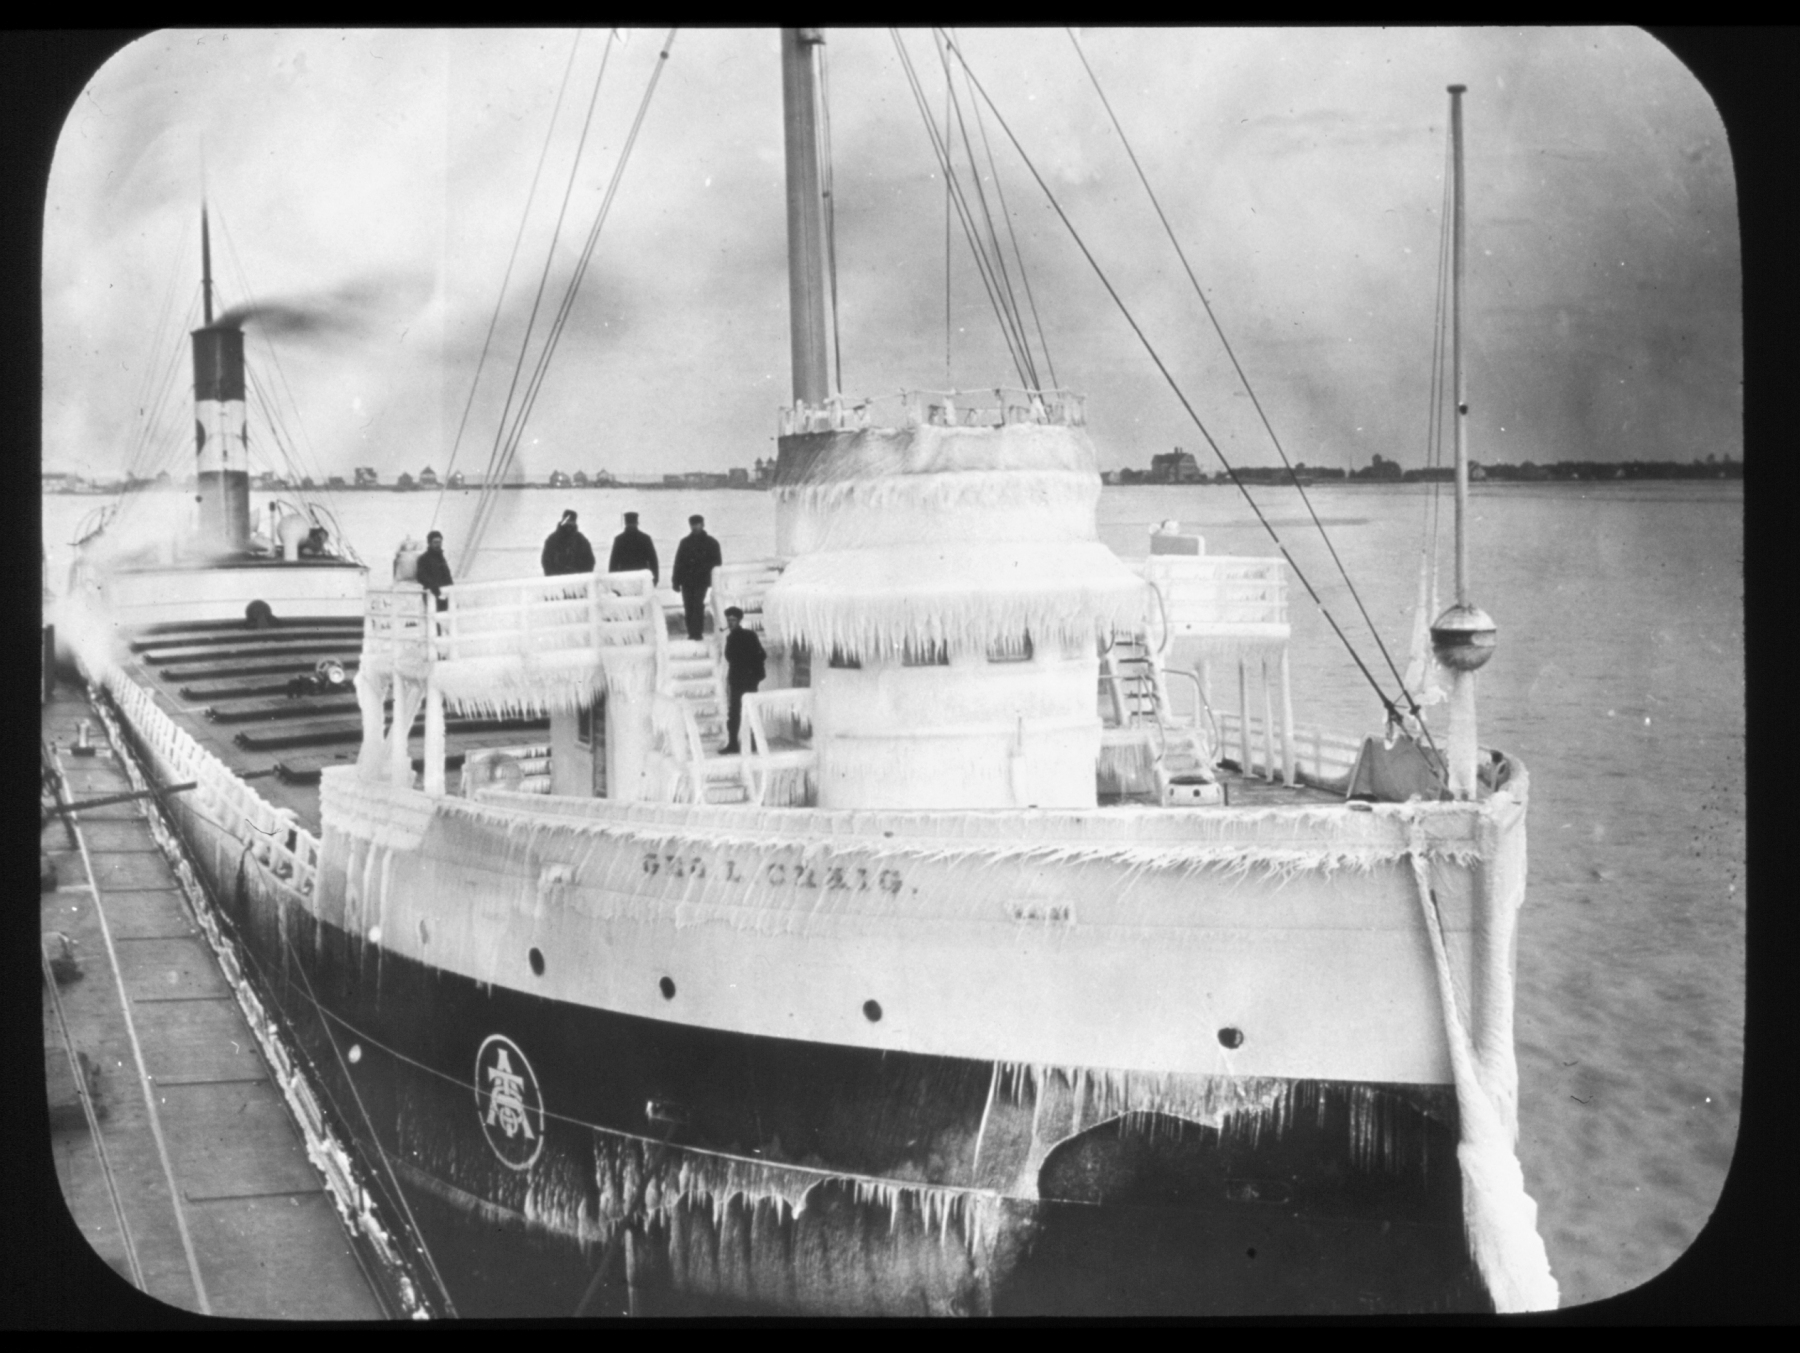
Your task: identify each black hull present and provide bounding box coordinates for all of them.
[204,853,1489,1316]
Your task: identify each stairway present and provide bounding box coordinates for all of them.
[663,637,747,804]
[1101,634,1217,799]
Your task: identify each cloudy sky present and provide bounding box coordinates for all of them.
[42,27,1738,482]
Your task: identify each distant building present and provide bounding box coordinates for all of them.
[1353,453,1404,482]
[753,457,774,487]
[1150,449,1203,483]
[418,466,440,489]
[300,476,316,489]
[572,471,590,488]
[327,475,348,489]
[728,467,750,487]
[448,470,466,489]
[549,470,572,489]
[354,467,380,487]
[395,472,417,491]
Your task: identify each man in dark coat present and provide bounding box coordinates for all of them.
[670,514,722,642]
[415,530,454,611]
[607,511,659,583]
[721,606,766,755]
[542,510,596,576]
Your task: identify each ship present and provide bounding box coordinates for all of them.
[52,30,1556,1317]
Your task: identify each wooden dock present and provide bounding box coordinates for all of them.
[40,678,388,1321]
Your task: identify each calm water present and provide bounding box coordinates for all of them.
[42,479,1745,1308]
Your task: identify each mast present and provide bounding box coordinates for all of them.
[781,28,830,410]
[193,199,250,553]
[1431,83,1496,799]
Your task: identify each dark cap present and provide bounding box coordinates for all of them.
[688,514,704,526]
[426,530,443,543]
[624,512,639,524]
[724,606,744,620]
[561,510,578,525]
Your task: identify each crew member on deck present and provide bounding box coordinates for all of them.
[415,530,453,611]
[542,510,596,576]
[722,606,765,756]
[607,511,659,583]
[671,514,722,642]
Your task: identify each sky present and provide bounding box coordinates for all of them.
[41,27,1739,482]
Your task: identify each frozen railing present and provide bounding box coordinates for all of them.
[708,559,787,640]
[741,688,816,807]
[1140,555,1290,637]
[434,571,660,664]
[104,669,319,896]
[1218,710,1362,789]
[778,387,1086,436]
[362,571,664,682]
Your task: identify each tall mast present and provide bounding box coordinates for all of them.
[201,199,215,327]
[781,28,830,409]
[1431,83,1496,800]
[1450,84,1468,605]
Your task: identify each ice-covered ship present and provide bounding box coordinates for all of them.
[55,30,1556,1316]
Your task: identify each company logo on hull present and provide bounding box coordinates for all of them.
[475,1034,545,1171]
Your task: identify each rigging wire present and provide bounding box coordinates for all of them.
[944,70,952,386]
[463,28,679,576]
[462,31,620,572]
[433,28,587,532]
[1064,27,1421,723]
[890,30,1034,391]
[124,219,196,482]
[125,288,202,487]
[955,28,1058,393]
[931,30,1040,391]
[941,30,1408,721]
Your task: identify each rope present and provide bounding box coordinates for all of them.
[434,28,587,532]
[939,32,1407,723]
[1065,28,1425,732]
[932,30,1040,390]
[462,30,620,575]
[465,29,677,577]
[957,28,1058,392]
[891,30,1035,391]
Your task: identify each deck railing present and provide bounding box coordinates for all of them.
[361,571,664,682]
[779,387,1086,436]
[1218,710,1362,789]
[103,669,319,896]
[1139,555,1290,635]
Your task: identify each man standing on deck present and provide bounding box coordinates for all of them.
[607,511,659,583]
[721,606,765,756]
[415,530,453,611]
[670,514,721,642]
[542,510,596,576]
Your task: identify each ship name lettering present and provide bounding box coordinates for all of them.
[485,1049,535,1141]
[767,862,786,885]
[878,868,903,895]
[641,852,659,876]
[724,859,741,883]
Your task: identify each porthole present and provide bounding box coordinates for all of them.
[1217,1026,1245,1049]
[659,976,676,1000]
[863,999,883,1023]
[528,947,545,976]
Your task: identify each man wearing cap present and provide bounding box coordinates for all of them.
[670,514,722,642]
[607,511,659,583]
[721,606,765,756]
[415,530,454,611]
[542,509,596,576]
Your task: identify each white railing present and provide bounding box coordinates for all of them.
[778,387,1086,436]
[741,688,816,807]
[1141,556,1289,634]
[707,558,787,639]
[1218,711,1362,788]
[362,571,665,682]
[104,671,319,896]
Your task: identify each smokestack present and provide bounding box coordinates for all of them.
[193,203,249,552]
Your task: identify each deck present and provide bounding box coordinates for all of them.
[41,678,389,1319]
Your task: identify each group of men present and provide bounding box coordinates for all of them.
[415,509,764,755]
